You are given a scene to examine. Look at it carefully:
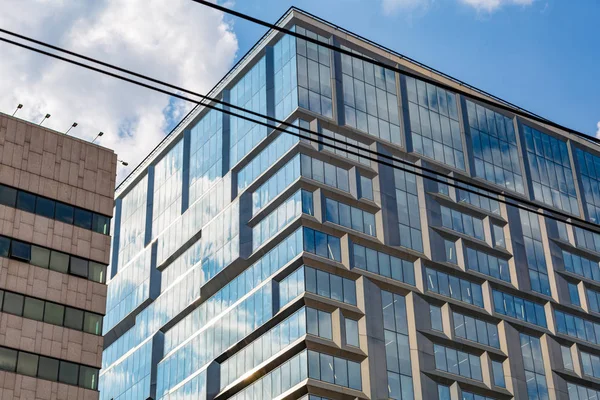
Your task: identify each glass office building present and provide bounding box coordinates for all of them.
[100,8,600,400]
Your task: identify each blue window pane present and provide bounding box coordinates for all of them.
[74,208,92,230]
[16,191,35,213]
[0,186,17,208]
[55,203,74,225]
[35,197,55,219]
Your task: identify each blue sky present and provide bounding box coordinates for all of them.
[231,0,600,137]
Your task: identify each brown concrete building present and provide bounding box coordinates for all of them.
[0,113,116,399]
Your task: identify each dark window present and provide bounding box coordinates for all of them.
[30,246,50,269]
[0,236,9,258]
[0,186,17,208]
[83,313,103,335]
[35,197,55,219]
[64,308,84,331]
[3,292,24,316]
[16,191,36,213]
[0,290,3,309]
[305,267,317,293]
[303,228,315,254]
[0,347,17,372]
[92,214,110,235]
[23,297,44,321]
[58,361,79,386]
[49,251,69,273]
[88,262,106,284]
[74,209,92,230]
[79,365,99,390]
[16,352,38,377]
[55,203,74,225]
[38,357,59,381]
[44,303,64,325]
[83,312,102,335]
[11,240,31,262]
[69,257,88,278]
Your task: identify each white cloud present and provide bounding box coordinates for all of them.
[381,0,534,14]
[596,121,600,139]
[458,0,535,12]
[381,0,430,15]
[0,0,238,183]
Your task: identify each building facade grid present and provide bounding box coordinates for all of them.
[101,8,600,400]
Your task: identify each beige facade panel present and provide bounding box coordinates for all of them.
[0,115,116,217]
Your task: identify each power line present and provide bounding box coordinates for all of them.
[1,33,599,237]
[191,0,600,148]
[0,28,585,227]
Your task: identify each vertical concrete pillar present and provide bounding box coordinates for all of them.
[144,165,155,246]
[506,204,529,291]
[222,89,231,177]
[150,332,165,400]
[265,45,275,122]
[181,128,191,213]
[362,278,388,400]
[109,197,122,279]
[503,322,528,399]
[331,36,345,127]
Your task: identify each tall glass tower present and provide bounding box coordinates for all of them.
[100,8,600,400]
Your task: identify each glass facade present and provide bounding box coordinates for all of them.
[341,45,400,143]
[279,265,356,307]
[229,57,267,167]
[576,147,600,223]
[189,107,223,205]
[465,246,510,282]
[466,100,524,193]
[395,167,423,252]
[237,122,302,192]
[434,344,482,380]
[425,267,484,307]
[493,290,547,327]
[296,27,333,119]
[382,291,413,399]
[324,197,376,236]
[453,311,500,348]
[252,189,311,250]
[103,9,600,400]
[406,76,464,169]
[351,243,415,285]
[152,140,184,239]
[523,125,578,214]
[520,333,549,399]
[519,209,551,295]
[118,174,147,268]
[440,205,485,241]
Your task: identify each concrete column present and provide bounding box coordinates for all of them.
[362,278,388,400]
[150,332,165,400]
[109,197,122,279]
[459,95,477,176]
[503,322,529,399]
[222,89,231,177]
[406,292,425,399]
[398,74,413,152]
[567,140,588,220]
[144,165,155,246]
[541,334,567,400]
[506,204,529,291]
[181,128,191,213]
[376,145,400,248]
[331,36,345,127]
[265,45,275,122]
